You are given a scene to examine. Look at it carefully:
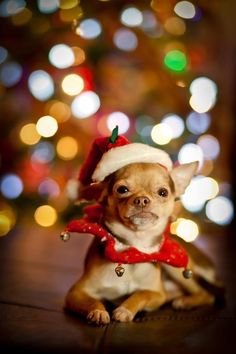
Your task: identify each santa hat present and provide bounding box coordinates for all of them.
[75,127,173,200]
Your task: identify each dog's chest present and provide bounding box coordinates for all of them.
[84,262,161,301]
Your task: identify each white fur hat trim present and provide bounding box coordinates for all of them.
[92,143,173,182]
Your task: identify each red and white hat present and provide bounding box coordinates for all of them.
[77,127,172,195]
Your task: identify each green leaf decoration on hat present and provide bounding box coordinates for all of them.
[109,125,119,144]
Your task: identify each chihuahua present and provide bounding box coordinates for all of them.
[63,161,220,325]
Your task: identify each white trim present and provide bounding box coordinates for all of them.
[92,143,173,182]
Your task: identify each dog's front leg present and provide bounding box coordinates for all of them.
[112,290,166,322]
[65,286,110,325]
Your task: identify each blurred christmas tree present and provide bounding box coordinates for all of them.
[0,0,234,240]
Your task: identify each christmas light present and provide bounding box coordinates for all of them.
[174,1,196,19]
[61,74,84,96]
[197,134,220,160]
[37,0,59,14]
[71,46,86,65]
[120,7,143,27]
[151,123,173,145]
[76,18,102,39]
[178,143,203,169]
[11,7,32,26]
[36,115,58,138]
[28,70,54,101]
[176,219,199,242]
[206,196,234,225]
[0,0,26,16]
[164,17,186,36]
[59,0,78,10]
[164,50,187,72]
[71,91,101,119]
[0,174,23,199]
[31,141,55,163]
[186,111,211,134]
[49,44,74,69]
[56,136,79,160]
[48,101,71,123]
[0,46,8,64]
[113,28,138,51]
[161,114,184,138]
[20,123,41,145]
[34,205,58,227]
[107,112,130,134]
[0,61,22,87]
[38,178,60,198]
[181,176,219,212]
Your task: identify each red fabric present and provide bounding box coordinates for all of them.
[79,135,130,186]
[65,204,188,268]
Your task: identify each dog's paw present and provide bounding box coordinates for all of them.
[87,309,110,325]
[112,306,134,322]
[172,296,193,310]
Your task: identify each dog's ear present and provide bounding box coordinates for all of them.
[170,161,198,197]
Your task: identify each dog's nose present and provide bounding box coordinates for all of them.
[133,196,150,207]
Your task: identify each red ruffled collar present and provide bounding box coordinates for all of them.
[64,204,188,269]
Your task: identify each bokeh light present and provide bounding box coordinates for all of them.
[174,1,196,19]
[120,7,143,27]
[71,46,86,65]
[164,50,187,72]
[38,178,60,198]
[71,91,100,119]
[151,123,173,145]
[49,44,74,69]
[20,123,41,145]
[56,136,79,160]
[36,115,58,138]
[0,46,8,64]
[0,174,23,199]
[11,7,32,26]
[61,73,84,96]
[113,28,138,51]
[59,0,78,9]
[0,0,26,16]
[28,70,54,101]
[164,17,186,36]
[197,134,220,160]
[171,218,199,242]
[0,61,22,87]
[48,100,71,122]
[140,10,163,37]
[161,114,184,138]
[206,196,234,225]
[107,112,130,134]
[189,77,217,97]
[181,176,219,212]
[34,205,58,227]
[76,18,102,39]
[186,111,211,134]
[136,115,154,134]
[178,143,204,168]
[0,204,16,236]
[37,0,59,14]
[189,77,217,113]
[31,141,55,163]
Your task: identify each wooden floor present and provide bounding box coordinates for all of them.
[0,221,236,354]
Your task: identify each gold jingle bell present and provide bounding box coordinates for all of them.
[182,268,193,279]
[60,231,71,242]
[115,265,125,277]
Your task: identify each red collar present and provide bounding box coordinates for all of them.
[65,204,188,269]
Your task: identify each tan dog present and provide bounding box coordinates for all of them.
[64,162,219,325]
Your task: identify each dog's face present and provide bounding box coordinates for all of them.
[103,162,198,232]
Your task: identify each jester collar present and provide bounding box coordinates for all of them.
[63,204,189,273]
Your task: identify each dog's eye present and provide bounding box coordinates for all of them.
[158,188,168,197]
[117,186,129,194]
